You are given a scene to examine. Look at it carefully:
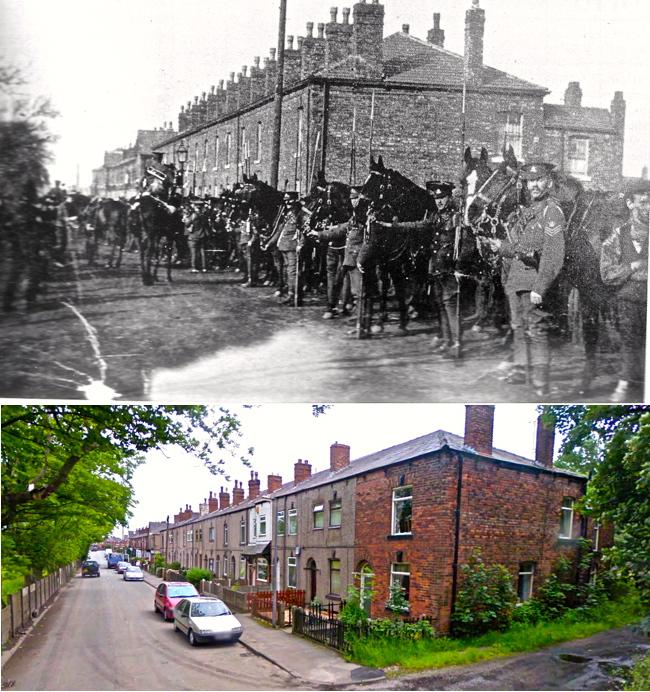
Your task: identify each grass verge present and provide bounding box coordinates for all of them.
[345,594,644,672]
[626,651,650,691]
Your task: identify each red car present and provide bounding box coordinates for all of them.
[154,581,199,621]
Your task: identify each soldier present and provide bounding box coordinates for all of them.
[237,203,264,287]
[600,181,649,401]
[265,191,304,305]
[486,162,566,396]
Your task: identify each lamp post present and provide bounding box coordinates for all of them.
[177,142,188,198]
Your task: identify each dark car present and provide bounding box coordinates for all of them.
[81,560,100,577]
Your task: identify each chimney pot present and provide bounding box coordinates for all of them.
[193,95,198,104]
[242,65,247,76]
[434,12,440,29]
[297,35,304,49]
[342,7,350,23]
[210,85,215,93]
[270,47,276,59]
[263,57,270,66]
[330,7,338,22]
[317,22,325,39]
[229,71,235,81]
[306,21,314,37]
[402,23,409,34]
[254,55,260,67]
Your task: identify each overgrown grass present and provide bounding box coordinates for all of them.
[2,575,25,606]
[626,651,650,691]
[345,594,644,672]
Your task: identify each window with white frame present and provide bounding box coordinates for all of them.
[277,510,285,536]
[313,504,324,529]
[288,509,297,535]
[259,514,267,537]
[329,559,341,596]
[504,107,523,159]
[518,561,535,602]
[223,523,229,546]
[257,558,269,582]
[240,127,248,167]
[392,485,413,535]
[329,499,342,528]
[239,556,246,580]
[203,138,208,172]
[390,562,410,609]
[287,556,297,588]
[568,137,590,176]
[255,122,262,162]
[208,526,215,542]
[186,529,193,544]
[208,558,214,572]
[225,132,232,167]
[560,497,574,539]
[214,134,220,168]
[240,518,246,545]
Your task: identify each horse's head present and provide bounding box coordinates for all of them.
[306,173,351,225]
[461,146,521,226]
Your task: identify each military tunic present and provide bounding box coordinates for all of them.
[500,196,566,391]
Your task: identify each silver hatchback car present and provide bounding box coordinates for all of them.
[173,596,243,646]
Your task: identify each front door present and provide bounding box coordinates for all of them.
[307,559,317,602]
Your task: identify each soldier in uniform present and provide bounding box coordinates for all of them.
[265,191,304,305]
[237,203,264,287]
[486,162,566,396]
[600,181,649,401]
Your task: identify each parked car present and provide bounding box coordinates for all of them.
[123,565,144,582]
[115,561,130,574]
[173,597,243,646]
[154,581,199,621]
[81,560,100,578]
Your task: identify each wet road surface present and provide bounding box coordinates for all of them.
[0,249,625,401]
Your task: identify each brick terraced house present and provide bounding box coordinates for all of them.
[150,405,605,634]
[142,0,625,196]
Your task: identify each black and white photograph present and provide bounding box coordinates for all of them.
[0,0,648,402]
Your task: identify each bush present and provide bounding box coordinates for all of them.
[511,599,543,626]
[451,550,516,638]
[340,585,369,628]
[366,618,435,641]
[185,567,212,589]
[168,561,181,571]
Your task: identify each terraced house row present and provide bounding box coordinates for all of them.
[129,406,607,633]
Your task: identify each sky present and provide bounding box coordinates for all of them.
[1,0,648,190]
[124,403,550,532]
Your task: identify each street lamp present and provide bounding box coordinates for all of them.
[177,141,188,197]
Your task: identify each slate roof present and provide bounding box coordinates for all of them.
[381,32,547,93]
[543,104,616,133]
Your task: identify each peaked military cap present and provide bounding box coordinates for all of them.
[349,185,365,199]
[519,162,555,180]
[426,181,454,198]
[283,191,300,203]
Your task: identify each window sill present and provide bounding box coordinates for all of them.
[313,527,323,531]
[387,533,413,541]
[328,525,341,530]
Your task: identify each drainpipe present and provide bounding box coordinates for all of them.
[320,82,330,174]
[450,452,464,622]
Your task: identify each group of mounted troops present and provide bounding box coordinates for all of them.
[3,146,648,401]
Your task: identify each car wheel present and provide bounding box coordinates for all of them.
[188,629,198,646]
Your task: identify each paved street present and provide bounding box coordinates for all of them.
[0,249,624,402]
[0,561,296,691]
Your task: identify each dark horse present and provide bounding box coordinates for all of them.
[137,173,183,286]
[463,146,621,392]
[359,156,432,335]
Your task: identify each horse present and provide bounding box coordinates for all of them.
[359,155,437,335]
[463,146,621,393]
[95,198,129,268]
[137,175,183,286]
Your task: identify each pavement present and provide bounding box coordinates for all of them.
[143,570,386,688]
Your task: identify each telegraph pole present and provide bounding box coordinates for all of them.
[270,0,287,189]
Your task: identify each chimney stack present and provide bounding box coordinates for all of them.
[427,12,445,47]
[402,23,409,34]
[208,490,219,513]
[464,0,485,86]
[294,458,313,484]
[232,480,245,505]
[352,0,384,77]
[610,90,626,134]
[248,470,261,500]
[267,474,283,493]
[219,486,230,510]
[330,442,351,471]
[535,415,556,468]
[564,81,582,108]
[464,405,495,456]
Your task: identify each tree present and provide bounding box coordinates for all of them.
[543,405,650,600]
[1,405,251,587]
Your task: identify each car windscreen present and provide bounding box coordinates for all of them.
[190,601,230,617]
[126,566,141,572]
[167,586,198,598]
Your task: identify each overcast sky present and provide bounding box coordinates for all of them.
[1,0,648,189]
[124,403,549,532]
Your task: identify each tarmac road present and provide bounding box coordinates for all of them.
[0,561,297,691]
[0,247,626,401]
